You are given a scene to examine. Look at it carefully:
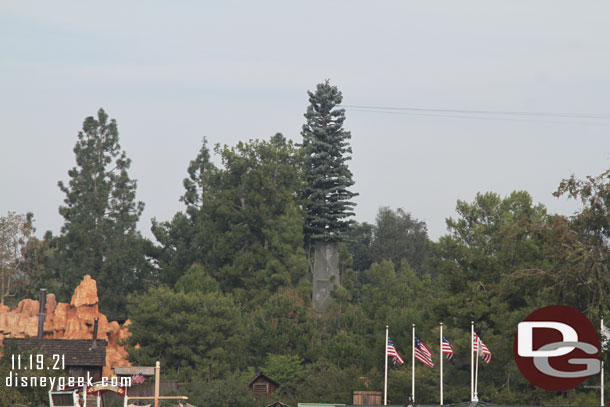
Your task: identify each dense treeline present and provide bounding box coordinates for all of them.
[4,81,610,407]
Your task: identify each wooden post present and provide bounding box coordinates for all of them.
[155,360,161,407]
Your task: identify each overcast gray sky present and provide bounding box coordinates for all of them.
[2,1,610,241]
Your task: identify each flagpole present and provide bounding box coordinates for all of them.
[470,321,474,401]
[602,319,604,407]
[601,361,605,407]
[412,324,416,404]
[440,322,444,406]
[474,335,480,401]
[384,325,388,406]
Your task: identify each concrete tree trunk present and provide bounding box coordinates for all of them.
[312,242,340,313]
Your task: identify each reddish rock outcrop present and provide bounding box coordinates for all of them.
[0,275,130,377]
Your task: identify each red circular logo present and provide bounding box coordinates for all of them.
[513,305,600,391]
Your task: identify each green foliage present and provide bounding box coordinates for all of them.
[182,137,216,210]
[291,359,370,405]
[360,260,433,328]
[16,230,59,301]
[301,80,357,243]
[182,372,257,407]
[370,207,431,275]
[343,221,374,272]
[151,138,216,286]
[120,177,610,404]
[262,354,305,394]
[150,211,199,287]
[551,169,610,316]
[205,134,308,299]
[175,264,219,294]
[54,108,151,318]
[152,134,308,303]
[435,191,548,293]
[555,168,610,245]
[14,84,610,407]
[126,285,245,379]
[344,207,431,298]
[247,286,319,367]
[319,328,372,369]
[424,191,553,401]
[0,211,34,306]
[129,178,610,405]
[386,367,412,404]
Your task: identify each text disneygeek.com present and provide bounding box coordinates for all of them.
[5,372,132,389]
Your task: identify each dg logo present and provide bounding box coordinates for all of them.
[513,305,601,391]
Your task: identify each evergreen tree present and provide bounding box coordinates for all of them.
[182,373,256,407]
[301,80,357,244]
[127,285,245,379]
[56,108,150,318]
[344,221,374,273]
[19,230,61,300]
[181,137,216,210]
[0,212,33,305]
[150,138,216,286]
[203,134,308,301]
[370,207,431,275]
[152,134,308,302]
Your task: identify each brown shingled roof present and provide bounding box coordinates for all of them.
[247,371,280,388]
[4,338,107,367]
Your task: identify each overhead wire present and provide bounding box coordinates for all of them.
[343,105,610,127]
[343,104,610,119]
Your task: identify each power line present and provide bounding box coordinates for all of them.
[343,104,610,119]
[344,106,610,127]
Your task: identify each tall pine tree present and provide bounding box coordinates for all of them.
[56,108,150,318]
[151,134,308,303]
[301,81,357,244]
[150,138,216,286]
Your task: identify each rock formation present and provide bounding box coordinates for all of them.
[0,275,130,377]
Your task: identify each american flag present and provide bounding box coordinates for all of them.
[472,333,492,364]
[387,337,404,365]
[131,373,145,384]
[414,337,434,368]
[441,336,454,360]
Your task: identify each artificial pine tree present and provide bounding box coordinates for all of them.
[301,81,357,312]
[56,108,149,318]
[301,80,357,244]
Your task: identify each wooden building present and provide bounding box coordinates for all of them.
[353,391,382,405]
[247,372,280,400]
[5,338,107,382]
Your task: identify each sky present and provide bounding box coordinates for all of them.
[1,1,610,241]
